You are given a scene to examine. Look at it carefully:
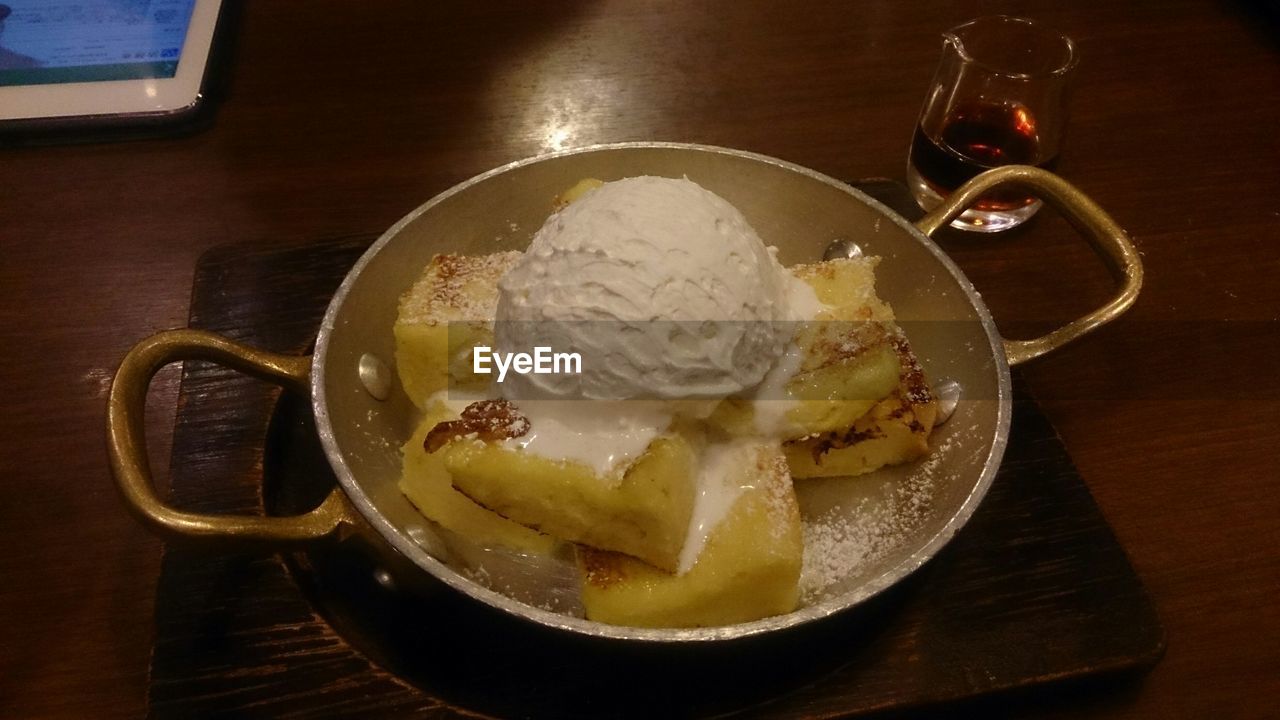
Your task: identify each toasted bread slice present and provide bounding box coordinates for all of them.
[578,442,802,628]
[434,407,700,572]
[710,257,903,439]
[785,338,937,478]
[394,252,522,409]
[399,400,557,553]
[791,256,894,322]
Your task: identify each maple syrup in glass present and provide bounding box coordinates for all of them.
[909,101,1058,211]
[907,17,1077,232]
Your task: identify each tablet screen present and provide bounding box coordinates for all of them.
[0,1,198,87]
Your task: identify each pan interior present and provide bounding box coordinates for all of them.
[312,144,1007,639]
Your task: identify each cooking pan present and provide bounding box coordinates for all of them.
[107,143,1142,641]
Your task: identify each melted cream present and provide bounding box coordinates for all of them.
[502,400,673,479]
[677,439,760,574]
[427,389,672,479]
[748,275,829,436]
[785,271,827,322]
[673,276,830,572]
[749,341,806,436]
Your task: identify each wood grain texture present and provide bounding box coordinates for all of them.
[150,228,1160,719]
[0,1,1276,717]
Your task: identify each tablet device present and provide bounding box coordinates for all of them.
[0,0,225,130]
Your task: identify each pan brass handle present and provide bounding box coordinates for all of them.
[107,329,353,548]
[915,165,1144,366]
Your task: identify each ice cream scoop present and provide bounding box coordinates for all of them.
[494,176,798,401]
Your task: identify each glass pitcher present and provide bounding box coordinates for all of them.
[907,16,1078,232]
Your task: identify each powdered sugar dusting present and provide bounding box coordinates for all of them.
[763,449,795,537]
[800,432,959,600]
[398,251,523,324]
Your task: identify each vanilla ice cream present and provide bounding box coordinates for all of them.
[494,176,800,401]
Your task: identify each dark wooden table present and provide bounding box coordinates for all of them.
[1,1,1277,717]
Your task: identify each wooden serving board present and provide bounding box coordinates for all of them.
[149,182,1163,719]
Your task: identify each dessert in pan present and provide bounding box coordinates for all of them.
[394,176,937,629]
[107,143,1138,643]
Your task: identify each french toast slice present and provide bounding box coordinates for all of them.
[791,256,894,323]
[710,257,903,439]
[399,401,557,553]
[394,252,522,409]
[785,338,937,478]
[432,407,700,572]
[578,442,802,628]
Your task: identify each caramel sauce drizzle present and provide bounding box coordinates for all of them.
[424,399,531,453]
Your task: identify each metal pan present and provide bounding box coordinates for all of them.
[108,143,1142,642]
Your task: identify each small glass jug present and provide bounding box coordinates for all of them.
[907,16,1078,232]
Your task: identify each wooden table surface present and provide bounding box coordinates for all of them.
[1,1,1277,717]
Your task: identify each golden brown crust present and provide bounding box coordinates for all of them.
[892,336,933,407]
[799,423,887,464]
[789,336,935,465]
[578,548,634,589]
[397,251,522,325]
